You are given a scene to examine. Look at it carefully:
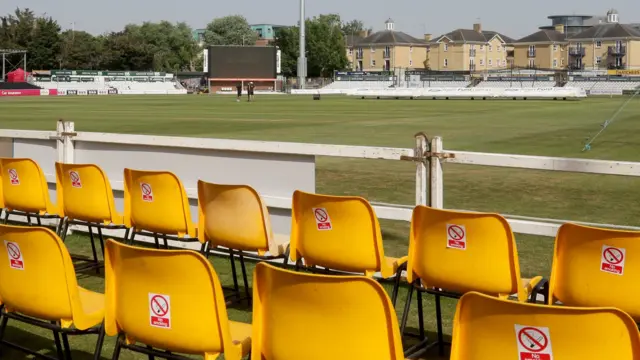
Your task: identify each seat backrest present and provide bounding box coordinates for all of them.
[251,262,404,360]
[0,158,56,214]
[123,168,195,237]
[197,181,277,255]
[290,190,388,277]
[451,291,640,360]
[408,206,524,300]
[0,225,89,328]
[104,239,240,358]
[549,223,640,320]
[55,162,120,224]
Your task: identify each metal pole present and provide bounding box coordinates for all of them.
[23,52,27,81]
[2,54,5,81]
[297,0,307,89]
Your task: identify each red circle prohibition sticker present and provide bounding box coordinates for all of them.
[603,247,623,265]
[518,327,548,353]
[150,295,169,317]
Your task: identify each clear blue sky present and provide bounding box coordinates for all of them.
[1,0,638,39]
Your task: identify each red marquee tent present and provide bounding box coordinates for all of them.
[6,68,28,83]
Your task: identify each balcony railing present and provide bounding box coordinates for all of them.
[568,47,586,57]
[527,50,536,57]
[568,63,585,70]
[356,52,363,60]
[469,64,476,72]
[608,63,626,70]
[608,46,626,56]
[383,51,391,59]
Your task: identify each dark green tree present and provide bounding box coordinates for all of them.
[274,14,349,78]
[59,30,101,69]
[203,15,257,46]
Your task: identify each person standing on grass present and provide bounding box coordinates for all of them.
[236,82,242,102]
[248,82,255,102]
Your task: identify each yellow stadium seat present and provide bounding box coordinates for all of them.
[104,239,251,360]
[56,162,129,273]
[123,168,198,249]
[0,158,62,233]
[545,223,640,321]
[290,190,406,278]
[198,180,289,304]
[251,262,406,360]
[400,206,542,357]
[451,291,640,360]
[0,224,105,359]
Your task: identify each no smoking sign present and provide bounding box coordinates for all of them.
[149,293,171,329]
[446,224,467,250]
[4,240,25,270]
[8,168,19,185]
[140,182,154,202]
[515,324,554,360]
[69,170,82,188]
[601,245,626,275]
[312,207,332,231]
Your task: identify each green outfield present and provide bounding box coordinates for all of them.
[2,95,640,359]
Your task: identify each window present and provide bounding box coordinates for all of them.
[480,45,484,50]
[370,46,375,53]
[444,58,448,67]
[553,44,557,51]
[409,60,413,66]
[502,59,506,66]
[561,58,565,66]
[553,59,557,67]
[371,59,376,66]
[596,56,602,65]
[497,45,501,51]
[488,45,492,51]
[596,41,602,48]
[496,58,500,66]
[488,59,492,66]
[348,49,353,56]
[529,59,535,67]
[480,59,484,65]
[410,46,413,53]
[444,44,448,51]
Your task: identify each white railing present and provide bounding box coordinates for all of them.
[1,121,639,245]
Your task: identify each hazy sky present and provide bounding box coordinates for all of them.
[1,0,638,40]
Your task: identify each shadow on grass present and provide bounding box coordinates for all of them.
[1,324,108,360]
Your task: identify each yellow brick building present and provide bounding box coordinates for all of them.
[566,9,640,70]
[346,19,429,71]
[426,23,514,72]
[512,28,567,69]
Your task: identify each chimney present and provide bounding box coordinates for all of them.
[555,24,565,34]
[424,34,432,41]
[359,30,369,38]
[473,23,482,33]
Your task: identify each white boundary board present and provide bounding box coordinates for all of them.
[73,141,315,235]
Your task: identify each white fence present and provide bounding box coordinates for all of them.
[1,122,639,248]
[347,87,587,100]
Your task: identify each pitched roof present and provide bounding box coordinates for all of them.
[515,30,567,43]
[430,29,513,44]
[345,34,363,47]
[357,30,427,46]
[483,30,516,43]
[569,23,640,40]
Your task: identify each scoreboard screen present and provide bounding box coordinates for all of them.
[208,46,277,79]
